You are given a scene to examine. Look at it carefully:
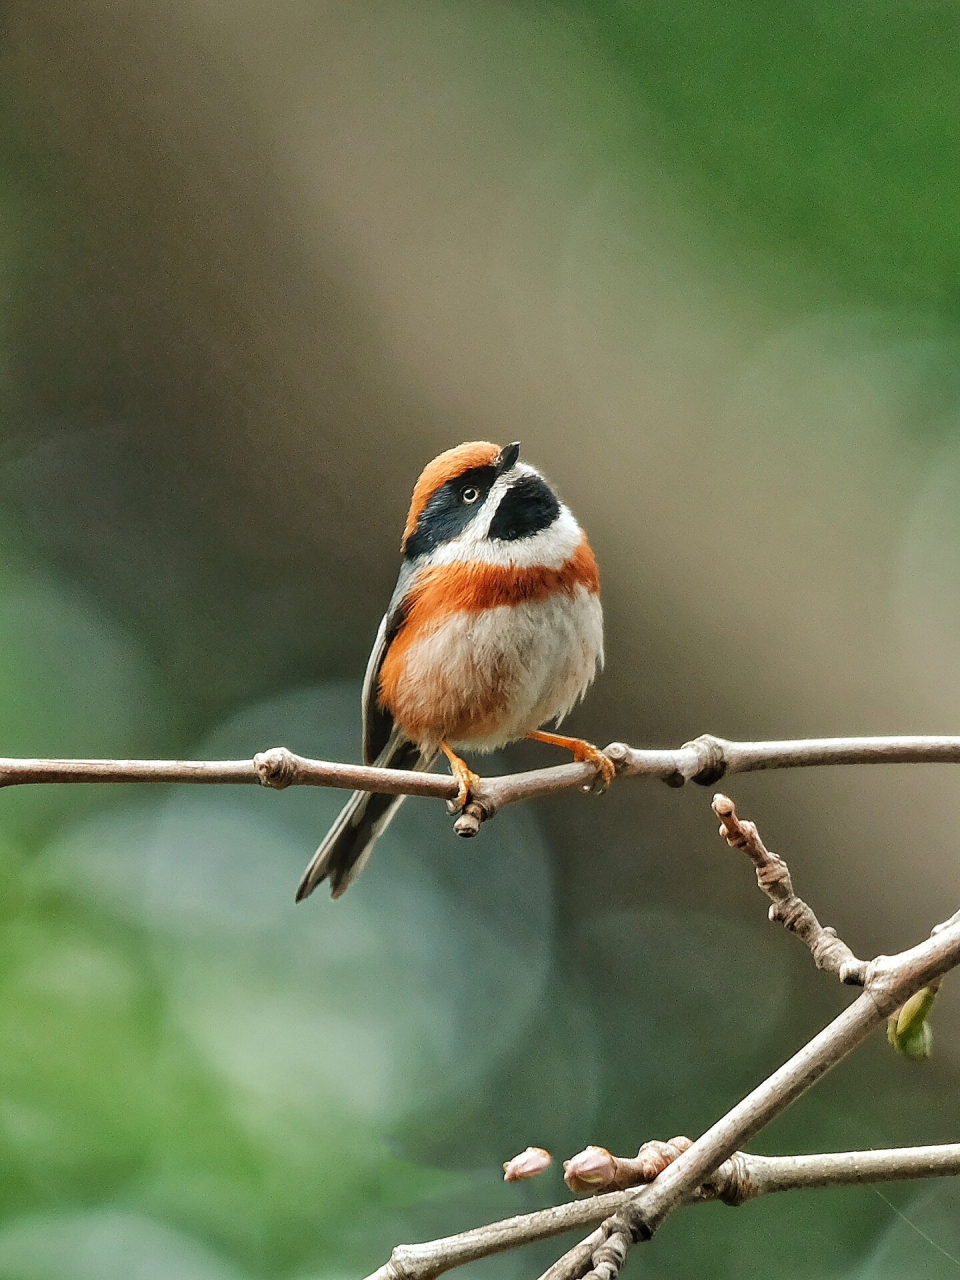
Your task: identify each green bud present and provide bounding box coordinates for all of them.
[887,985,938,1060]
[897,1019,933,1059]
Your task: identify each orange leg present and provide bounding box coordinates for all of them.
[527,730,616,792]
[440,740,481,811]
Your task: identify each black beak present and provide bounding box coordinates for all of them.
[496,441,520,475]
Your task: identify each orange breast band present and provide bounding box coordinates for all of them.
[378,539,599,720]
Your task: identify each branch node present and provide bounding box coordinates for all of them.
[683,734,727,786]
[838,957,869,986]
[661,768,687,789]
[865,955,912,1016]
[453,799,489,837]
[713,1152,754,1206]
[617,1209,652,1246]
[254,747,300,789]
[583,1216,638,1280]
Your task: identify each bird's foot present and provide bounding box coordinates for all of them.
[440,740,481,811]
[526,731,616,793]
[571,740,617,792]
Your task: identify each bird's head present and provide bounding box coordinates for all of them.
[401,441,565,561]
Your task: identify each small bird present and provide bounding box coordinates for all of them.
[296,440,610,901]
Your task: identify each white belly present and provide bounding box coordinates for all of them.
[396,588,603,752]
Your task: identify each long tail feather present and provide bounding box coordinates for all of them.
[295,737,432,901]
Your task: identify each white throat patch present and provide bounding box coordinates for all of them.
[417,464,581,571]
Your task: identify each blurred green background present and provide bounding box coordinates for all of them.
[1,2,960,1277]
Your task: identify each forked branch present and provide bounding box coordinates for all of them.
[367,1142,960,1280]
[363,797,960,1280]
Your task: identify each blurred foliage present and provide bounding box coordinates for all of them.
[0,2,959,1278]
[595,1,960,313]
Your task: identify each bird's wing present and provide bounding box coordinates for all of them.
[361,561,417,765]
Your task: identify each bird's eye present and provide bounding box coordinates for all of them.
[461,486,480,504]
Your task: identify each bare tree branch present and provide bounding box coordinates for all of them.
[713,792,944,1061]
[5,738,960,1278]
[616,734,960,786]
[712,792,869,984]
[366,1141,960,1280]
[365,794,960,1280]
[561,1137,960,1201]
[1,738,958,1272]
[562,1139,693,1194]
[3,733,960,836]
[728,1144,960,1198]
[561,848,960,1280]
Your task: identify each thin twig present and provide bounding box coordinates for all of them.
[560,1138,960,1202]
[539,1230,605,1280]
[728,1144,960,1198]
[615,734,960,786]
[712,793,869,984]
[563,1139,693,1194]
[364,1191,631,1280]
[581,1219,630,1280]
[713,793,942,1061]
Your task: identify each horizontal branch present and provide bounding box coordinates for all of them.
[559,1136,960,1201]
[616,734,960,787]
[738,1143,960,1197]
[2,734,960,836]
[367,1141,960,1280]
[0,752,467,798]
